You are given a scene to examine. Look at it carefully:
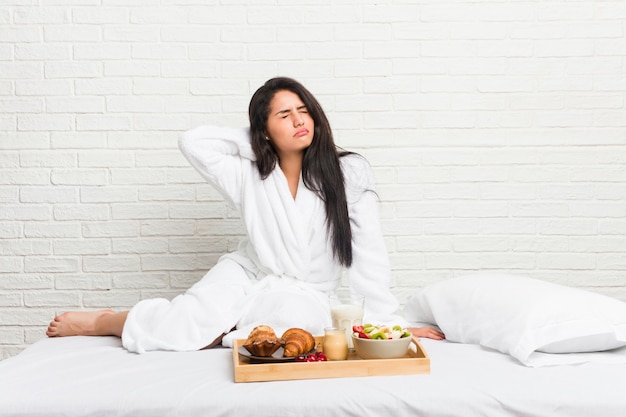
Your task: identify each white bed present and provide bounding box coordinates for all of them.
[3,273,625,417]
[0,334,625,417]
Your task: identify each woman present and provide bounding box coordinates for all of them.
[47,77,444,352]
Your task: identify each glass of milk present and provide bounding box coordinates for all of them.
[329,293,364,349]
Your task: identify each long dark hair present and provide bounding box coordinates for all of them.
[248,77,353,267]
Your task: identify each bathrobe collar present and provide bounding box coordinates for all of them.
[240,167,316,281]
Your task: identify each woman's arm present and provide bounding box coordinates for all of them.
[343,155,407,326]
[344,157,445,340]
[178,125,254,209]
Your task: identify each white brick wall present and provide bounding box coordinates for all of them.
[2,0,626,359]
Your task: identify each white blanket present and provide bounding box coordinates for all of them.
[1,335,624,417]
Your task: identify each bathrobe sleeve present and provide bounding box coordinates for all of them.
[178,125,254,209]
[342,155,410,328]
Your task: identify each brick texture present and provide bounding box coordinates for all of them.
[2,1,626,359]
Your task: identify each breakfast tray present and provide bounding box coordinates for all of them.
[233,335,430,383]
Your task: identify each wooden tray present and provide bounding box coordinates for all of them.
[233,335,430,383]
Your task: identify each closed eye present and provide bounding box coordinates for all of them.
[275,105,308,118]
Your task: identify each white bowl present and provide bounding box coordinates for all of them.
[352,334,412,359]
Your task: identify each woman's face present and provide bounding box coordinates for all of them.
[265,90,314,159]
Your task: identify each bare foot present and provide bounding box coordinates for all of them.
[46,310,116,337]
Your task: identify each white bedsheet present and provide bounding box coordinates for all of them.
[0,335,624,417]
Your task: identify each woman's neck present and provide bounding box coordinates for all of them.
[278,154,303,199]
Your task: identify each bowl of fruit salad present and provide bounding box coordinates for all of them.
[351,324,413,359]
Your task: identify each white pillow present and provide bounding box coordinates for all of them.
[404,273,626,366]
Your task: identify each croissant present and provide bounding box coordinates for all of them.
[281,328,316,357]
[242,325,282,357]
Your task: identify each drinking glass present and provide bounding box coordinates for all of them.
[322,327,349,360]
[329,293,364,349]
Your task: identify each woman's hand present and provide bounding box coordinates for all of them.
[408,326,445,340]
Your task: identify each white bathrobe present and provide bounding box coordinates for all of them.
[121,125,408,353]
